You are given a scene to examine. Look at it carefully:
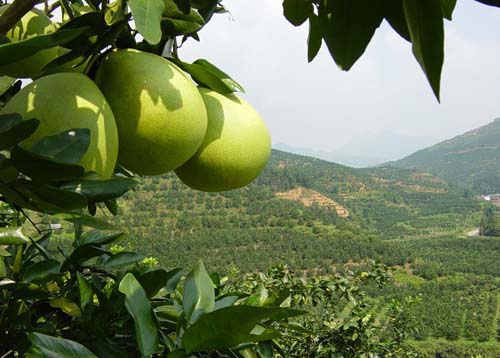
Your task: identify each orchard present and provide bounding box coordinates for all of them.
[0,0,499,357]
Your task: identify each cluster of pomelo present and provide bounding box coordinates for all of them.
[0,6,271,192]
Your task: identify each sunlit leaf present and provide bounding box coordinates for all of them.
[26,332,97,358]
[119,273,159,357]
[128,0,165,44]
[49,298,82,318]
[182,306,305,353]
[183,259,215,325]
[0,227,29,245]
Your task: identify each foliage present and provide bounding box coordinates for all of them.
[231,263,419,358]
[479,205,500,236]
[282,0,500,101]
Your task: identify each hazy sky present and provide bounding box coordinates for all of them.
[180,1,500,154]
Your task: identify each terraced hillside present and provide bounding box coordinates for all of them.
[114,150,480,272]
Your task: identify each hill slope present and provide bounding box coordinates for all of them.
[394,118,500,193]
[114,150,479,272]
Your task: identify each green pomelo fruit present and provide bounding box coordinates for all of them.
[94,49,208,175]
[175,88,271,192]
[0,6,59,79]
[1,73,118,178]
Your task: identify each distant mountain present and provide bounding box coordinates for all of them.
[394,118,500,194]
[275,132,437,168]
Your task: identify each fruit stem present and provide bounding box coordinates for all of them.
[0,0,38,34]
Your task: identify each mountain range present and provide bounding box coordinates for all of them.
[275,132,437,168]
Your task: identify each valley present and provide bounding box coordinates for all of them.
[110,149,500,357]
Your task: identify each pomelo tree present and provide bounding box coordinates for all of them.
[0,0,497,356]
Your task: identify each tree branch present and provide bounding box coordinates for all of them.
[0,0,39,35]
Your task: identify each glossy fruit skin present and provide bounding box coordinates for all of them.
[0,73,118,178]
[0,6,59,79]
[175,88,271,192]
[94,49,208,175]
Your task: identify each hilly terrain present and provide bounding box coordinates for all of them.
[394,118,500,194]
[103,150,500,356]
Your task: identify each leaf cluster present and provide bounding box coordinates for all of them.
[282,0,500,101]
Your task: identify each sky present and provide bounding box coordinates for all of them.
[180,1,500,158]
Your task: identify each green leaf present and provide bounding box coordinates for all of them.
[0,257,5,277]
[164,2,204,23]
[155,304,182,322]
[183,259,215,325]
[119,273,159,357]
[0,247,11,256]
[320,0,384,71]
[383,0,411,42]
[193,59,245,93]
[105,0,126,25]
[182,306,305,353]
[23,259,60,282]
[307,14,322,62]
[75,230,125,247]
[102,251,144,268]
[440,0,457,20]
[128,0,165,44]
[174,0,191,13]
[0,227,29,245]
[49,298,82,318]
[25,232,52,261]
[244,284,269,307]
[17,181,88,211]
[55,213,116,230]
[30,129,90,165]
[61,245,110,271]
[474,0,500,7]
[104,199,119,215]
[10,146,85,182]
[161,17,203,36]
[0,115,39,151]
[77,272,93,312]
[0,28,88,66]
[171,59,233,94]
[402,0,444,101]
[60,177,139,202]
[283,0,313,26]
[213,296,239,311]
[165,267,183,293]
[0,76,15,95]
[26,332,97,358]
[139,269,170,297]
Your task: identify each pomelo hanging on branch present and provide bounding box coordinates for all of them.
[94,49,208,176]
[175,88,271,192]
[1,72,118,178]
